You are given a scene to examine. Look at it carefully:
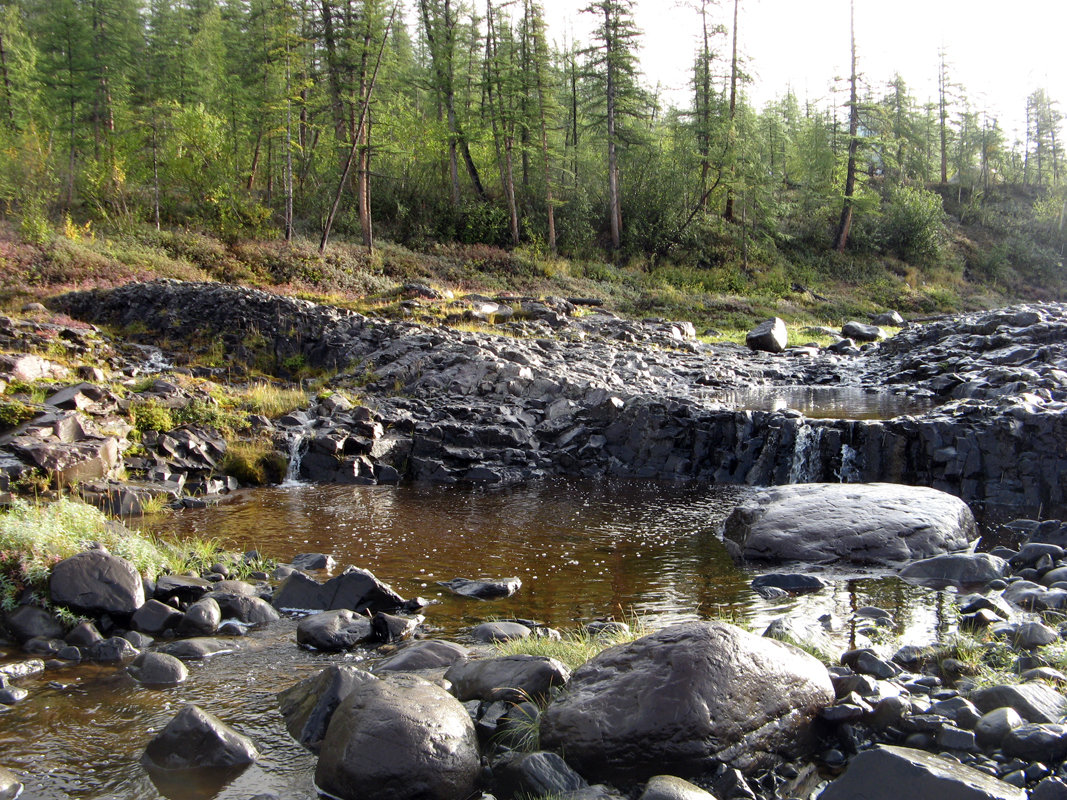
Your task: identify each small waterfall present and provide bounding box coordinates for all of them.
[788,423,824,484]
[280,423,314,487]
[838,443,862,483]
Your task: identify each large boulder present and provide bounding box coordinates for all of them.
[50,549,145,616]
[4,604,65,642]
[445,654,570,703]
[374,640,469,673]
[141,705,258,770]
[745,318,788,354]
[277,665,377,753]
[970,683,1067,724]
[899,553,1010,589]
[127,651,188,686]
[539,621,834,781]
[841,320,888,342]
[723,483,976,564]
[439,576,522,600]
[0,766,22,800]
[272,566,406,613]
[819,744,1024,800]
[315,673,480,800]
[296,609,374,651]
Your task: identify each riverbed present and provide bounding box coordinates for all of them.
[1,479,956,799]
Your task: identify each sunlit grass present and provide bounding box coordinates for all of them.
[235,382,309,418]
[494,621,647,671]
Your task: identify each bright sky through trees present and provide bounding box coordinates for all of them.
[539,0,1065,141]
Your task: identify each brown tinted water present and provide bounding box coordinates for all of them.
[1,479,951,800]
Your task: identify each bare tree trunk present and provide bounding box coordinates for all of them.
[605,3,620,251]
[834,0,859,253]
[938,49,948,183]
[284,36,294,242]
[723,0,739,221]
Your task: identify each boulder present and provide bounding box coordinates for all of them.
[819,745,1024,800]
[374,640,470,673]
[4,604,64,642]
[277,665,377,753]
[206,593,279,628]
[154,574,212,603]
[272,566,406,613]
[871,311,905,327]
[723,483,976,564]
[130,599,184,635]
[291,552,336,571]
[750,573,827,594]
[639,775,717,800]
[157,637,237,660]
[899,553,1010,589]
[0,766,21,800]
[1002,724,1067,763]
[315,673,480,800]
[470,621,532,643]
[177,597,222,636]
[296,609,373,651]
[50,549,145,616]
[745,318,788,354]
[88,636,139,662]
[493,751,587,798]
[970,683,1067,723]
[842,320,887,342]
[445,655,570,703]
[141,705,258,770]
[539,621,834,781]
[439,577,522,600]
[127,651,189,686]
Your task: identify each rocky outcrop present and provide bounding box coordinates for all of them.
[539,621,834,782]
[314,672,480,800]
[723,483,976,564]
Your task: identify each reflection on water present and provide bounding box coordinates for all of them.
[715,386,936,420]
[1,479,954,799]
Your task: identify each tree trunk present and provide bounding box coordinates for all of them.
[938,50,948,184]
[723,0,739,221]
[834,0,858,253]
[605,3,620,251]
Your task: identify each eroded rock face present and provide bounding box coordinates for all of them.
[539,621,834,782]
[50,549,145,616]
[315,673,480,800]
[723,483,976,564]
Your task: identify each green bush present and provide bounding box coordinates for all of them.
[130,399,174,433]
[880,185,946,265]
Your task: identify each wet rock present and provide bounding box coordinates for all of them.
[315,673,480,800]
[154,574,212,603]
[444,654,570,703]
[371,611,421,643]
[0,659,44,681]
[65,621,103,647]
[141,705,258,770]
[50,549,145,617]
[277,665,377,754]
[177,597,222,636]
[4,604,65,642]
[1031,778,1067,800]
[1002,723,1067,763]
[970,683,1067,723]
[723,483,976,564]
[0,687,27,705]
[899,553,1010,589]
[207,593,279,628]
[818,744,1024,800]
[296,609,373,651]
[127,651,189,686]
[290,552,336,571]
[539,621,834,780]
[493,751,587,798]
[23,636,64,656]
[131,599,184,635]
[745,318,787,354]
[638,775,716,800]
[374,640,470,673]
[157,637,237,660]
[272,566,406,613]
[439,577,522,600]
[0,766,21,800]
[88,636,139,662]
[750,573,827,594]
[470,621,532,643]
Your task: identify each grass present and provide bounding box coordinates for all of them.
[0,497,274,612]
[221,437,288,485]
[494,621,647,671]
[235,382,309,418]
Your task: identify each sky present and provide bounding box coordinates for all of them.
[535,0,1067,143]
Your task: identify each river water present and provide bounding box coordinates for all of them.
[1,479,954,800]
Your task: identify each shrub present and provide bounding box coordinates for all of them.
[880,185,947,265]
[221,438,287,485]
[130,399,174,433]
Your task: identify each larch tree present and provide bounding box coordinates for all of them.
[834,0,859,253]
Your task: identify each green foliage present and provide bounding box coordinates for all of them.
[220,437,287,486]
[130,398,174,433]
[0,397,37,430]
[494,622,645,670]
[880,185,947,265]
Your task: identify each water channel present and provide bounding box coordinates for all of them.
[1,478,957,799]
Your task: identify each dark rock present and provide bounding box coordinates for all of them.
[1002,724,1067,763]
[439,577,522,600]
[745,318,787,353]
[470,621,532,643]
[899,553,1010,589]
[638,775,716,800]
[374,640,470,673]
[127,651,188,686]
[4,605,64,642]
[970,683,1067,723]
[0,687,27,705]
[131,599,184,635]
[315,673,480,800]
[937,726,979,751]
[157,637,237,660]
[141,705,258,770]
[50,549,145,616]
[207,593,279,628]
[818,744,1024,800]
[64,621,103,647]
[23,636,64,656]
[723,483,976,564]
[272,566,406,613]
[1031,778,1067,800]
[176,597,221,636]
[445,654,570,703]
[842,321,887,342]
[88,636,139,662]
[931,696,982,729]
[1010,621,1059,649]
[154,574,212,603]
[0,766,21,800]
[872,311,905,327]
[539,621,834,780]
[277,665,377,753]
[371,611,421,643]
[290,553,336,572]
[750,573,828,594]
[494,751,587,798]
[296,609,373,651]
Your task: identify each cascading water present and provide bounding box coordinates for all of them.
[838,443,862,483]
[281,422,314,486]
[788,423,824,483]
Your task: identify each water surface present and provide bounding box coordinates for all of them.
[714,386,936,420]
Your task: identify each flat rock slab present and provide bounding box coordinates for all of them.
[819,744,1024,800]
[723,483,976,564]
[439,577,522,600]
